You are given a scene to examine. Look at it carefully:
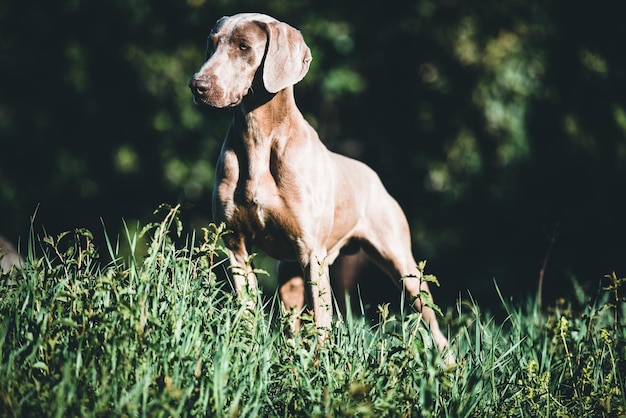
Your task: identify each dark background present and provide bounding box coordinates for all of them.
[1,0,625,312]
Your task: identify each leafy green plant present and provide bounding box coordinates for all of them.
[1,205,624,417]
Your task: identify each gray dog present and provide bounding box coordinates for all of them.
[190,13,449,354]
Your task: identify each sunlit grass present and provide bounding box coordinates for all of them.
[1,204,624,417]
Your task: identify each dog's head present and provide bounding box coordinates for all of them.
[189,13,312,108]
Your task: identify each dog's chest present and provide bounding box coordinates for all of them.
[224,148,280,226]
[237,188,270,228]
[231,190,297,259]
[216,143,300,258]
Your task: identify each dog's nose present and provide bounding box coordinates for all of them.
[189,76,210,94]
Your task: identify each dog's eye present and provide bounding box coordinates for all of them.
[239,42,249,51]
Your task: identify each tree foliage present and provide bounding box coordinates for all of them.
[1,0,625,306]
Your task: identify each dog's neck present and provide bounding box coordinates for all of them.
[234,86,302,143]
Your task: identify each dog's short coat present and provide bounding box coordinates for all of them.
[190,13,449,353]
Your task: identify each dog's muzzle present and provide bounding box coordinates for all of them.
[189,75,243,108]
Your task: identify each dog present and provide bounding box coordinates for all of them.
[189,13,449,353]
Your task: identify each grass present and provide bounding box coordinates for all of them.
[1,204,625,417]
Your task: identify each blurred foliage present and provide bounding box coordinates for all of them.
[1,0,625,308]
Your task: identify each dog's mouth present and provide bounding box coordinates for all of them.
[192,94,214,107]
[191,92,243,108]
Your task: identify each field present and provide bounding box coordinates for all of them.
[1,205,625,417]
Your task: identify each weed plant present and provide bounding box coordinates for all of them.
[1,204,624,417]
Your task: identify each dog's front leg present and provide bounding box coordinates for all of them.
[226,239,259,305]
[305,256,333,343]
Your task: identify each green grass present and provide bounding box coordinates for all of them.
[1,204,625,417]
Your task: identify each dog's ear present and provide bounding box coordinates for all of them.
[262,21,312,93]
